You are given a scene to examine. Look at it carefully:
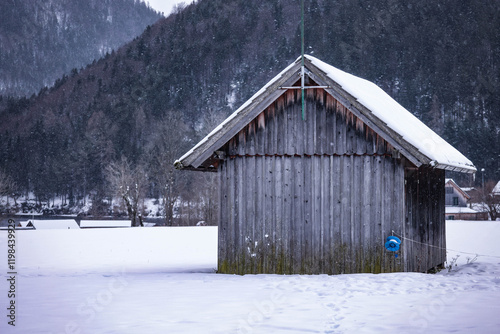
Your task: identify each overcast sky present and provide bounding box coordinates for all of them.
[146,0,190,16]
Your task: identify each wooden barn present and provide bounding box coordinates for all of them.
[175,55,476,275]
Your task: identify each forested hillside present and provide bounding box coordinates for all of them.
[0,0,498,222]
[0,0,161,96]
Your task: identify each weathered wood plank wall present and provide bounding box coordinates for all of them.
[404,167,446,272]
[218,154,406,274]
[217,91,411,274]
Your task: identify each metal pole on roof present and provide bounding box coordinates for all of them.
[301,0,305,121]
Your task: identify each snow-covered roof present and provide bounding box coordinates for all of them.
[493,181,500,195]
[29,219,80,229]
[445,206,480,214]
[79,220,132,228]
[175,55,476,173]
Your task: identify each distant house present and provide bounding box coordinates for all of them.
[29,219,80,229]
[493,181,500,197]
[175,55,476,275]
[444,179,488,220]
[18,221,35,229]
[445,179,470,207]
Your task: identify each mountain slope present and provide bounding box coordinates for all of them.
[0,0,161,96]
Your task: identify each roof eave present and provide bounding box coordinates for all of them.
[434,163,477,174]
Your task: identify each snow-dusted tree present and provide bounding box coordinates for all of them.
[105,157,147,226]
[0,169,17,209]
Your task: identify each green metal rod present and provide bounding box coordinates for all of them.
[301,0,305,121]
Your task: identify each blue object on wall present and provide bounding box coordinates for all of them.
[385,236,401,252]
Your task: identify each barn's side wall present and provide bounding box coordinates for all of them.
[404,167,446,272]
[218,91,408,274]
[218,154,405,275]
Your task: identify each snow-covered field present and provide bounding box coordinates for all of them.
[1,221,499,333]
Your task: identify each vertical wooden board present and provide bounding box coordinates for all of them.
[307,100,315,155]
[277,102,284,155]
[246,121,254,156]
[429,171,436,269]
[234,159,242,272]
[303,156,312,273]
[331,156,342,274]
[307,156,314,274]
[317,101,326,154]
[418,168,428,271]
[292,156,303,273]
[373,156,384,273]
[410,171,419,272]
[351,156,361,272]
[254,157,263,273]
[325,156,332,273]
[226,159,235,271]
[301,100,308,155]
[346,122,354,154]
[438,170,446,265]
[404,169,413,272]
[229,159,237,273]
[380,157,389,272]
[218,163,227,272]
[274,156,283,273]
[327,106,336,155]
[243,156,253,273]
[238,130,245,156]
[432,169,444,269]
[266,107,272,154]
[313,156,323,273]
[366,129,375,155]
[235,158,245,274]
[275,157,287,274]
[427,170,434,271]
[361,156,372,273]
[264,157,274,273]
[294,103,301,155]
[283,157,292,273]
[309,156,316,273]
[271,106,278,155]
[291,102,301,155]
[441,171,446,264]
[263,108,270,154]
[283,102,290,155]
[337,111,346,154]
[340,155,351,273]
[228,138,235,156]
[356,124,367,155]
[255,115,262,155]
[230,159,237,273]
[437,170,445,267]
[394,162,405,272]
[287,103,295,155]
[385,158,397,272]
[320,155,330,272]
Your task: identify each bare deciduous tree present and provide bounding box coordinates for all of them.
[105,157,147,226]
[471,180,500,221]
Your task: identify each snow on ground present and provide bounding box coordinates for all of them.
[0,221,499,334]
